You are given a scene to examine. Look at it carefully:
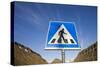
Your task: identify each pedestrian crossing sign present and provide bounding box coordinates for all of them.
[45,21,81,49]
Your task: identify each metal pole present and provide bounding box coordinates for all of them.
[61,49,65,63]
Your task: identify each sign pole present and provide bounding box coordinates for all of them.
[61,49,65,63]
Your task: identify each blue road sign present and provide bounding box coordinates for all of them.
[45,21,81,49]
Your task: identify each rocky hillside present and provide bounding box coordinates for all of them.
[74,42,97,62]
[51,58,62,64]
[11,42,47,66]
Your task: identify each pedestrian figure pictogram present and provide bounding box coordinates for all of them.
[58,28,67,43]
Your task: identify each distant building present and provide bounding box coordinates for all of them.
[74,42,97,62]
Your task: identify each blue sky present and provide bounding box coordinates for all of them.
[13,2,97,63]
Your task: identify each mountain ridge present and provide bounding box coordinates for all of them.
[12,42,48,65]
